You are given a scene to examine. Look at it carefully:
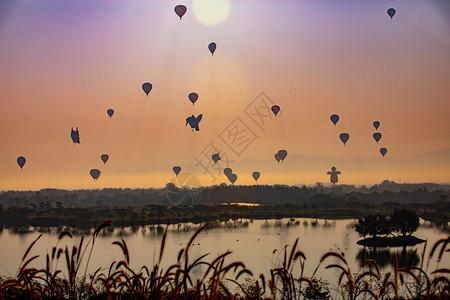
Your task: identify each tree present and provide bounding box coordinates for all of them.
[391,208,419,236]
[355,215,391,238]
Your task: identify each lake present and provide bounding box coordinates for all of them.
[0,218,448,288]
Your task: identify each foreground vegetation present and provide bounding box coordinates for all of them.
[0,221,448,299]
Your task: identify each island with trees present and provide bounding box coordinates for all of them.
[355,208,425,247]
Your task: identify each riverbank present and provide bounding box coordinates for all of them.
[0,205,372,228]
[1,203,448,229]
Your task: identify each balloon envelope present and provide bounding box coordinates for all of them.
[188,93,198,105]
[373,132,382,143]
[175,5,187,20]
[340,133,350,145]
[228,173,237,184]
[173,166,181,176]
[17,156,26,169]
[70,127,80,144]
[274,154,281,163]
[142,82,152,96]
[101,154,109,164]
[208,42,216,56]
[271,105,280,116]
[223,167,232,177]
[380,148,388,157]
[212,153,221,163]
[387,8,396,19]
[278,150,287,162]
[373,121,380,130]
[107,109,114,118]
[252,171,260,182]
[90,169,101,181]
[330,114,339,126]
[185,114,203,131]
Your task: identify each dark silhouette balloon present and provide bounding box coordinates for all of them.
[223,168,232,177]
[17,156,26,170]
[173,166,181,176]
[185,114,203,131]
[228,173,237,184]
[340,133,350,145]
[327,166,341,185]
[330,114,339,126]
[252,171,260,182]
[380,147,388,158]
[278,150,287,162]
[212,153,221,164]
[274,153,281,163]
[142,82,152,97]
[373,132,382,144]
[208,42,216,56]
[90,169,101,181]
[70,127,80,144]
[271,105,280,117]
[188,93,198,105]
[387,8,396,19]
[373,121,380,130]
[101,154,109,164]
[107,109,114,118]
[175,5,187,20]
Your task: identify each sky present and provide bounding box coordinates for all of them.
[0,0,449,190]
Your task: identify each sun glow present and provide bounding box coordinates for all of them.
[193,0,231,26]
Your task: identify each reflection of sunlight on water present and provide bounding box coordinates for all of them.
[221,203,263,207]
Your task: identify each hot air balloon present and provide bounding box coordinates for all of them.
[90,169,101,181]
[71,127,80,144]
[173,166,181,176]
[274,153,281,163]
[212,153,221,164]
[17,156,26,170]
[228,173,237,184]
[185,114,203,131]
[340,133,349,145]
[142,82,152,97]
[208,42,216,56]
[327,166,341,185]
[380,148,387,158]
[174,5,187,20]
[271,105,280,117]
[278,150,287,162]
[387,8,396,19]
[373,121,380,130]
[252,171,260,183]
[188,93,198,105]
[330,114,339,126]
[223,167,232,177]
[107,109,114,118]
[373,132,382,144]
[101,154,109,164]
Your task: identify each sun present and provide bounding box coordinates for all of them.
[193,0,231,26]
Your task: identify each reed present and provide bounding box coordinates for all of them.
[0,222,448,300]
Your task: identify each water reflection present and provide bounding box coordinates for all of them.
[1,218,448,283]
[421,220,450,234]
[357,246,420,268]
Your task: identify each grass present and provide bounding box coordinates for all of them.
[0,221,448,299]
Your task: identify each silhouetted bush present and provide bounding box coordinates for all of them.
[391,208,420,236]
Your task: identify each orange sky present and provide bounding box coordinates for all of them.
[0,0,449,190]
